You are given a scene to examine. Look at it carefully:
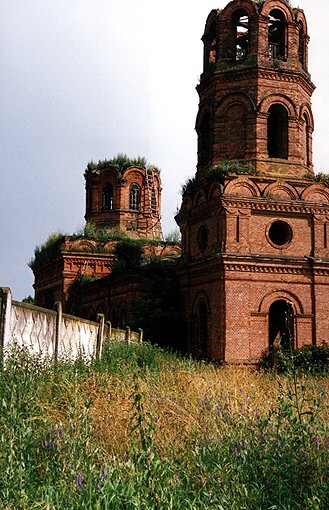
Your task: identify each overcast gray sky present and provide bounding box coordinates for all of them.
[1,0,328,300]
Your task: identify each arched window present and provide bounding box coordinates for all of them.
[298,21,307,70]
[224,103,246,159]
[198,113,212,167]
[233,10,249,61]
[204,21,217,70]
[268,10,286,61]
[102,184,113,210]
[303,113,310,167]
[269,300,294,349]
[267,104,288,159]
[129,183,141,211]
[87,189,93,212]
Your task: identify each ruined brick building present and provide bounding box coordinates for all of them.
[32,158,180,320]
[32,0,329,362]
[175,0,329,362]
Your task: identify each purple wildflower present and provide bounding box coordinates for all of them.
[299,449,309,459]
[102,467,107,480]
[76,473,83,488]
[311,435,320,447]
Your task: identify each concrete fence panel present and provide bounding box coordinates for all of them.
[0,288,143,361]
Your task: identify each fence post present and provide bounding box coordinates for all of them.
[138,328,143,343]
[96,314,105,359]
[55,302,62,362]
[125,326,131,344]
[0,288,12,359]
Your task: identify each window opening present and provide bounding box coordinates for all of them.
[268,10,286,61]
[233,10,249,61]
[204,21,217,69]
[303,114,310,167]
[268,220,292,247]
[298,21,306,70]
[267,104,288,159]
[198,225,208,253]
[129,182,141,211]
[269,300,294,349]
[102,184,113,210]
[198,113,212,166]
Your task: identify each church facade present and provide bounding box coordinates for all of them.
[32,0,329,362]
[175,0,329,362]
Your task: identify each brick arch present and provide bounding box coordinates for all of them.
[70,239,97,251]
[258,94,297,117]
[295,9,308,34]
[204,9,219,34]
[195,105,213,131]
[216,94,255,161]
[224,177,260,197]
[194,189,207,206]
[299,103,314,129]
[216,92,256,115]
[301,184,329,204]
[258,290,304,315]
[122,166,147,181]
[208,182,224,199]
[263,181,298,200]
[259,0,294,23]
[220,0,258,22]
[192,290,211,315]
[181,195,193,211]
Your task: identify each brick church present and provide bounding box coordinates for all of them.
[32,0,329,362]
[175,0,329,362]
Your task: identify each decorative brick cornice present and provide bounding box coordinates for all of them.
[222,197,329,215]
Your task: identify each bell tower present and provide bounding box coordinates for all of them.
[197,0,314,178]
[176,0,329,362]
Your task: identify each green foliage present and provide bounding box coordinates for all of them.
[84,153,160,178]
[181,176,197,195]
[304,171,329,187]
[0,343,328,509]
[112,239,144,272]
[129,260,186,350]
[22,295,35,304]
[28,232,65,270]
[181,161,258,195]
[206,160,258,181]
[164,229,181,245]
[260,345,329,374]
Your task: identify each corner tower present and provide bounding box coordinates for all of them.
[85,158,162,240]
[197,0,314,177]
[176,0,329,362]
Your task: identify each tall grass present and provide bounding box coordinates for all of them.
[0,342,328,509]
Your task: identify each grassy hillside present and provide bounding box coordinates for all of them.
[0,342,328,509]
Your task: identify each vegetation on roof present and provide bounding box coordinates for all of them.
[28,232,65,270]
[181,161,258,195]
[84,153,161,178]
[29,224,180,270]
[304,172,329,187]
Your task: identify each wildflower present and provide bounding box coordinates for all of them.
[174,474,180,483]
[76,473,83,488]
[299,449,309,459]
[311,435,320,447]
[102,467,107,480]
